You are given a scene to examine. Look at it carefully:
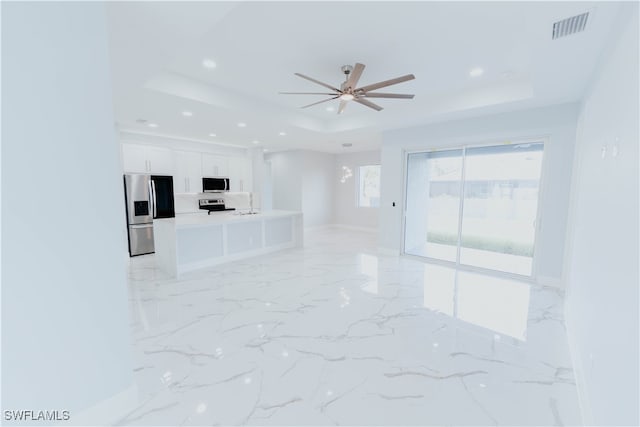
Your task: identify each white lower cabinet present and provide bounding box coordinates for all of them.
[173,151,202,194]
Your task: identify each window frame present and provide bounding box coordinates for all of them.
[400,136,550,281]
[357,164,382,208]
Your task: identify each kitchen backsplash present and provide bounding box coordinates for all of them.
[174,192,252,214]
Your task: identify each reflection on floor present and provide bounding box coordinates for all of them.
[120,228,579,426]
[406,242,533,276]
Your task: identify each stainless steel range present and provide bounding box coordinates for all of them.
[199,198,235,214]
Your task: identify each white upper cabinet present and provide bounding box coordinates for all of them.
[121,142,252,195]
[122,144,172,174]
[121,144,147,173]
[201,153,229,177]
[173,150,202,194]
[145,147,173,174]
[228,156,252,192]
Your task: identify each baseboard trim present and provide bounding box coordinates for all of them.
[564,305,593,425]
[64,382,138,426]
[537,275,563,289]
[303,224,378,233]
[330,224,377,233]
[304,224,334,231]
[377,246,400,256]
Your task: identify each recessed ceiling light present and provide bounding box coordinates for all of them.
[237,122,247,128]
[202,58,217,69]
[252,140,260,144]
[148,123,158,128]
[182,111,193,117]
[208,133,216,137]
[326,106,335,112]
[279,131,286,136]
[469,67,484,78]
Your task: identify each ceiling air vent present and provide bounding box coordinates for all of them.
[552,12,589,40]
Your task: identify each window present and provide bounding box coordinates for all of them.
[403,142,545,277]
[358,165,381,207]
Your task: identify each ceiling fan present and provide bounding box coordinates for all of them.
[280,63,415,114]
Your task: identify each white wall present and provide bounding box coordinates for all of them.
[266,150,335,228]
[564,4,639,425]
[267,151,303,212]
[333,150,380,230]
[379,103,579,283]
[302,151,335,227]
[2,1,134,417]
[119,130,249,157]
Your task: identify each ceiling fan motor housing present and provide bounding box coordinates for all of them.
[283,62,415,113]
[341,65,354,91]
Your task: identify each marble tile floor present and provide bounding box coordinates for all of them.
[119,228,581,426]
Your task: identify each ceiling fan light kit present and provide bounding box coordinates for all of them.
[280,62,415,114]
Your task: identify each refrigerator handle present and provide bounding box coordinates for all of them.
[150,180,157,218]
[147,179,153,214]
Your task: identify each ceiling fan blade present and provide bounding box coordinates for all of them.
[361,92,415,99]
[345,63,365,90]
[294,73,340,92]
[337,100,348,114]
[300,96,339,109]
[279,92,337,95]
[356,74,415,93]
[354,97,383,111]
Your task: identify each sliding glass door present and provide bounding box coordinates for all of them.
[403,142,544,277]
[405,150,463,262]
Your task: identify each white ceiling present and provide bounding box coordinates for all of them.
[106,1,621,153]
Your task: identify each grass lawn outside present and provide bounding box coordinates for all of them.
[427,231,534,257]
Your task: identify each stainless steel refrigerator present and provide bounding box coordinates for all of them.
[123,174,175,256]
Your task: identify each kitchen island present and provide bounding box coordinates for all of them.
[154,210,303,277]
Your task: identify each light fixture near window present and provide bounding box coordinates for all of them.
[340,166,353,183]
[339,142,354,183]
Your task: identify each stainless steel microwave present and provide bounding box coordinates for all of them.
[202,177,229,192]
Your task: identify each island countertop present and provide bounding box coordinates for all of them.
[156,210,302,228]
[154,210,303,277]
